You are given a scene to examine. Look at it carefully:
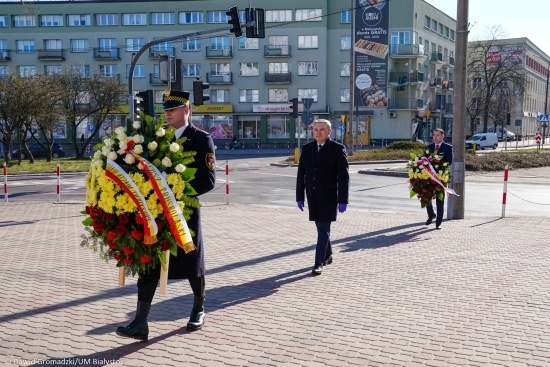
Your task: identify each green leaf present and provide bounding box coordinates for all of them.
[185,183,198,196]
[82,217,93,226]
[182,167,197,181]
[409,189,416,198]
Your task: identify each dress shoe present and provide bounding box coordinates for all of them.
[323,255,333,266]
[116,301,150,342]
[425,215,437,226]
[436,223,442,230]
[186,310,205,331]
[312,264,323,275]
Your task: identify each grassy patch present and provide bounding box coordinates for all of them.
[1,157,91,175]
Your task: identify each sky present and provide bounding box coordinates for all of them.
[425,0,549,57]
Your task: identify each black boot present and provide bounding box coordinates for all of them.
[187,276,205,331]
[116,301,150,342]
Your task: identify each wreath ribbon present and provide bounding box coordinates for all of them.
[419,156,459,197]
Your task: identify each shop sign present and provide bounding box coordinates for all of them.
[253,104,303,113]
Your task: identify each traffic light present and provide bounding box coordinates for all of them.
[245,8,265,39]
[226,5,242,38]
[133,93,143,120]
[506,112,511,125]
[136,90,154,117]
[193,79,210,106]
[289,98,299,118]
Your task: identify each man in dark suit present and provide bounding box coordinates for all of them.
[425,128,453,230]
[296,119,349,275]
[116,90,216,342]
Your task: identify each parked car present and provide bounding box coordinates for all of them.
[465,133,498,150]
[491,126,516,141]
[12,142,65,159]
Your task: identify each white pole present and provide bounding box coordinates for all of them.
[3,161,8,202]
[225,161,229,205]
[501,164,509,218]
[56,162,61,203]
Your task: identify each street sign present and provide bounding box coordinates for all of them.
[539,114,549,123]
[301,111,314,125]
[302,98,314,111]
[87,125,94,131]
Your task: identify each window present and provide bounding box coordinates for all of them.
[96,14,118,26]
[207,11,229,23]
[472,77,482,89]
[126,38,144,52]
[179,12,203,24]
[340,88,350,102]
[298,88,318,102]
[14,15,35,27]
[182,63,201,77]
[341,10,352,24]
[99,64,117,77]
[45,65,63,75]
[67,14,91,26]
[268,62,289,74]
[18,66,36,77]
[99,38,117,54]
[268,89,288,102]
[238,37,259,50]
[40,15,63,27]
[298,35,318,49]
[123,14,147,25]
[238,117,260,139]
[298,62,318,76]
[266,10,292,22]
[340,36,351,50]
[0,66,8,77]
[152,39,171,52]
[0,16,8,27]
[126,64,145,78]
[424,16,431,29]
[431,19,437,31]
[444,26,450,38]
[239,62,259,76]
[340,62,350,76]
[71,39,89,52]
[239,89,259,102]
[16,40,35,53]
[295,9,322,21]
[210,37,230,50]
[151,13,175,25]
[438,23,443,35]
[424,40,429,54]
[450,30,455,41]
[391,31,411,45]
[182,38,201,51]
[211,89,229,103]
[269,35,288,47]
[72,64,91,78]
[210,63,230,76]
[0,40,7,55]
[44,39,61,50]
[267,116,290,139]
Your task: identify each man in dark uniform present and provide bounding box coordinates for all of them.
[424,128,453,230]
[296,119,349,275]
[116,90,216,341]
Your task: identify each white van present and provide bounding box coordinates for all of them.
[465,133,498,150]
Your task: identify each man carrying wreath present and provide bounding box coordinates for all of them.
[116,90,216,341]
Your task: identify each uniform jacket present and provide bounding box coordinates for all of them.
[426,141,453,165]
[168,123,216,279]
[296,138,349,222]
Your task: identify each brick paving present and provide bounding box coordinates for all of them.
[0,201,549,367]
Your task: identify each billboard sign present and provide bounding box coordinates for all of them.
[487,45,524,68]
[353,0,389,108]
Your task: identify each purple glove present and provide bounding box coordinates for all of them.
[338,203,347,213]
[297,201,304,211]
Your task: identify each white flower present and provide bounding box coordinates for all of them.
[435,165,439,169]
[93,151,102,160]
[103,138,112,147]
[425,149,429,154]
[169,142,180,152]
[414,157,419,163]
[137,162,144,170]
[132,121,141,129]
[156,128,166,137]
[118,141,128,151]
[443,162,448,166]
[439,170,443,175]
[115,126,126,135]
[133,144,143,154]
[175,164,186,173]
[161,157,172,167]
[123,154,136,165]
[107,151,118,161]
[101,146,111,157]
[148,141,158,151]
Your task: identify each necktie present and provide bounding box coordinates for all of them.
[318,144,323,154]
[435,144,440,151]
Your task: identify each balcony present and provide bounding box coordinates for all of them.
[37,49,65,60]
[445,103,453,113]
[430,77,442,88]
[430,51,443,63]
[389,71,425,85]
[93,48,120,60]
[149,73,167,85]
[388,98,424,110]
[389,44,425,58]
[264,45,291,57]
[148,47,176,59]
[206,72,233,84]
[205,46,232,58]
[428,101,451,112]
[442,56,455,68]
[442,80,454,90]
[97,74,121,83]
[264,72,291,84]
[0,49,11,62]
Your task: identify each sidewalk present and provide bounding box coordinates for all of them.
[1,202,550,366]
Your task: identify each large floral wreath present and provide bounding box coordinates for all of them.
[407,149,453,207]
[81,115,200,276]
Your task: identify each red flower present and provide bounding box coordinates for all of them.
[95,208,104,217]
[119,214,130,224]
[140,255,151,264]
[85,206,91,214]
[107,241,118,250]
[156,220,163,232]
[122,246,135,255]
[160,241,171,251]
[131,230,143,240]
[123,258,133,265]
[106,231,117,241]
[135,215,144,225]
[113,253,123,261]
[115,224,128,235]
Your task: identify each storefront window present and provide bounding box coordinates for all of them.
[267,115,290,139]
[238,117,260,139]
[209,115,233,139]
